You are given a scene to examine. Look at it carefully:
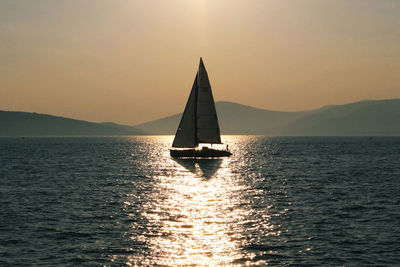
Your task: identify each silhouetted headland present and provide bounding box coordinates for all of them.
[0,111,145,136]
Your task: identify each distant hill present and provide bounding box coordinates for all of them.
[215,102,311,135]
[281,99,400,136]
[2,98,399,137]
[0,111,145,136]
[135,99,400,136]
[133,113,182,135]
[134,102,311,135]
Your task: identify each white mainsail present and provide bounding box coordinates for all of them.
[172,58,222,148]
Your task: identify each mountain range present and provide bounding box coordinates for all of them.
[134,98,400,136]
[1,98,399,136]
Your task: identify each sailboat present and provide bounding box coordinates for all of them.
[170,58,232,158]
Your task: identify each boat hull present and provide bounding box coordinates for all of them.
[170,148,232,158]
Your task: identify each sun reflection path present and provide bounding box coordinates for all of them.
[129,154,249,266]
[153,160,247,265]
[120,135,278,266]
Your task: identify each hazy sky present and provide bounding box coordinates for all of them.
[1,0,399,125]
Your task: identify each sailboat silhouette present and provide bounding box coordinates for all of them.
[170,58,231,158]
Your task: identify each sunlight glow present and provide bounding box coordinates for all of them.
[125,146,250,265]
[122,136,277,265]
[145,162,246,265]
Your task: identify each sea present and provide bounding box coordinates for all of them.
[0,136,399,266]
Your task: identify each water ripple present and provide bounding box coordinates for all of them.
[0,136,399,265]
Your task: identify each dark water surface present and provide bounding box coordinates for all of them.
[0,136,399,266]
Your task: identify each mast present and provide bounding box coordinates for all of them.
[194,69,199,147]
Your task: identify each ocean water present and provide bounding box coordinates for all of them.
[0,136,399,266]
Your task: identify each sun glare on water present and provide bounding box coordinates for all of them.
[123,136,260,265]
[145,170,242,265]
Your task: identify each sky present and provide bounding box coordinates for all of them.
[1,0,399,125]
